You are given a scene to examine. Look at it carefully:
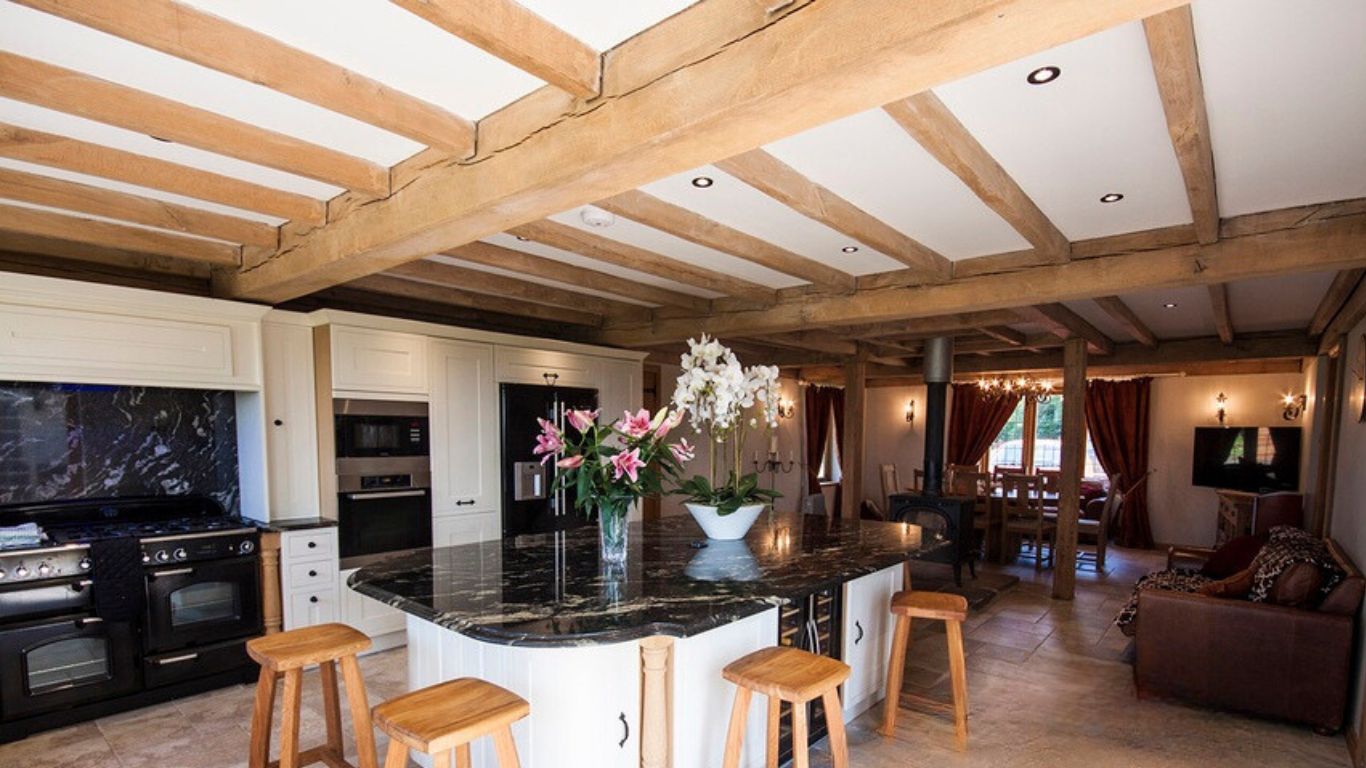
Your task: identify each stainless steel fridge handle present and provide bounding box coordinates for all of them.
[345,490,426,500]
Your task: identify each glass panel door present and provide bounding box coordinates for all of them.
[169,581,241,627]
[26,636,110,694]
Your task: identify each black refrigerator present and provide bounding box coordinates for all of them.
[500,383,599,537]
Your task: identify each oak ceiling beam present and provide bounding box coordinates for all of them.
[596,211,1366,345]
[838,310,1026,340]
[715,149,949,278]
[349,274,603,326]
[508,219,776,303]
[0,52,388,195]
[1208,283,1234,344]
[1144,5,1218,244]
[975,325,1027,347]
[1318,276,1366,355]
[1308,269,1365,337]
[443,240,708,311]
[954,331,1314,375]
[1093,295,1158,347]
[0,202,239,265]
[385,258,648,321]
[856,357,1305,387]
[0,234,213,282]
[13,0,475,156]
[0,166,277,248]
[0,124,324,224]
[594,189,856,292]
[884,91,1069,262]
[391,0,600,99]
[1016,303,1115,355]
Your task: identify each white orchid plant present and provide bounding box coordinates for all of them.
[671,335,782,515]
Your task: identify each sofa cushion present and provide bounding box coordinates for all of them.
[1115,568,1212,636]
[1268,562,1323,607]
[1200,533,1268,579]
[1248,526,1344,604]
[1320,575,1366,616]
[1198,566,1256,599]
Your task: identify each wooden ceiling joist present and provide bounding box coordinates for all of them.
[884,92,1069,262]
[975,325,1027,347]
[443,240,708,311]
[1309,269,1365,337]
[0,52,388,195]
[391,0,601,99]
[1208,283,1234,344]
[1016,303,1115,355]
[0,233,213,282]
[0,123,324,224]
[715,149,949,278]
[385,259,648,321]
[508,219,776,303]
[1144,5,1219,245]
[13,0,475,156]
[1318,276,1366,355]
[0,167,277,248]
[952,331,1314,376]
[838,310,1026,340]
[1093,295,1158,347]
[349,274,602,326]
[594,189,856,292]
[851,357,1305,387]
[215,0,1190,302]
[0,202,239,265]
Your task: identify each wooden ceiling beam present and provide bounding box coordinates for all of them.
[0,52,388,195]
[1016,303,1115,355]
[0,234,212,281]
[0,123,323,224]
[14,0,474,155]
[594,189,855,292]
[1144,5,1219,244]
[1093,295,1158,347]
[715,149,949,278]
[508,219,775,303]
[348,274,602,326]
[0,166,277,248]
[859,357,1306,387]
[953,331,1313,375]
[385,259,648,321]
[0,202,239,265]
[391,0,600,99]
[837,310,1025,340]
[1318,276,1366,355]
[290,286,586,339]
[975,325,1027,347]
[884,91,1069,262]
[1208,283,1234,344]
[1309,269,1365,337]
[443,240,708,311]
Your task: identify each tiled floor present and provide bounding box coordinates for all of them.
[0,547,1354,767]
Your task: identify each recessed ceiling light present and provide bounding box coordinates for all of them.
[1099,193,1124,204]
[841,246,860,253]
[691,176,714,188]
[1163,302,1178,309]
[515,235,530,242]
[579,206,615,228]
[1026,65,1061,86]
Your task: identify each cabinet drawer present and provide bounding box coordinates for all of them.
[495,347,599,388]
[283,530,336,561]
[331,326,428,396]
[287,560,336,591]
[287,588,338,630]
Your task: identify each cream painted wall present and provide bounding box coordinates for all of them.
[1328,315,1366,729]
[861,385,930,512]
[1147,372,1309,547]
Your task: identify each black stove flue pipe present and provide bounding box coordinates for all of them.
[921,336,954,496]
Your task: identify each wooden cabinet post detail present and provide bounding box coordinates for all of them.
[639,636,674,768]
[260,530,282,635]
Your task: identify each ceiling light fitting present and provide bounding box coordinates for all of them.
[1163,302,1178,309]
[841,246,859,253]
[1100,193,1124,204]
[977,376,1053,403]
[579,207,616,228]
[1026,65,1061,85]
[691,176,714,188]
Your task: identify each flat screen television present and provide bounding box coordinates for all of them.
[1191,426,1301,493]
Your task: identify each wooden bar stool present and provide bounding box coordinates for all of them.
[721,646,850,768]
[879,591,970,748]
[374,677,528,768]
[247,623,378,768]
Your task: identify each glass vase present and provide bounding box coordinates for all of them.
[597,499,630,568]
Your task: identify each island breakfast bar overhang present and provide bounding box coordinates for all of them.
[350,512,945,768]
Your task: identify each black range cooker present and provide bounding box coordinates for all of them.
[0,496,262,742]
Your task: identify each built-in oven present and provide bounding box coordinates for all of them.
[143,556,261,654]
[334,399,429,460]
[337,470,432,568]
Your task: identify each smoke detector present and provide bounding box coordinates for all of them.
[579,206,616,228]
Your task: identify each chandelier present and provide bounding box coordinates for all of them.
[977,375,1054,403]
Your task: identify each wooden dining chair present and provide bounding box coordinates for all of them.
[1001,474,1055,571]
[880,464,900,512]
[1078,474,1122,571]
[1037,469,1062,513]
[911,468,925,492]
[950,471,991,577]
[946,464,979,490]
[992,465,1023,484]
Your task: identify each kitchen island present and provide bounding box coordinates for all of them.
[350,512,944,768]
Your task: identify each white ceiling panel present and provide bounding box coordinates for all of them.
[1227,272,1336,334]
[0,98,342,200]
[179,0,542,120]
[762,108,1030,260]
[1118,284,1219,340]
[0,158,286,226]
[517,0,696,51]
[641,165,904,275]
[481,233,719,299]
[1192,0,1366,217]
[0,198,235,244]
[546,206,805,288]
[933,22,1192,241]
[0,3,422,166]
[425,254,655,306]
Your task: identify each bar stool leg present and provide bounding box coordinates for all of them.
[279,669,304,768]
[765,699,780,768]
[381,739,408,768]
[879,614,911,737]
[791,701,809,768]
[248,668,277,768]
[456,743,472,768]
[340,654,379,768]
[320,660,344,757]
[821,689,849,768]
[721,686,752,768]
[492,726,521,768]
[945,619,969,750]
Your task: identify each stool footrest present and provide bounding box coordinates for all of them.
[265,745,357,768]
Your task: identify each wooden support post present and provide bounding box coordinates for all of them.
[639,636,674,768]
[1052,338,1087,599]
[259,530,282,634]
[841,347,869,519]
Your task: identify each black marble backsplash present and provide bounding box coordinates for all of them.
[0,382,239,513]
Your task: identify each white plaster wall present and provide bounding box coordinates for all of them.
[860,385,930,512]
[1328,315,1366,728]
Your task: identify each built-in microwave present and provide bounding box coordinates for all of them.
[333,399,429,459]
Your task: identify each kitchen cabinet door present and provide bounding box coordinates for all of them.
[287,588,338,629]
[339,567,406,639]
[330,325,428,396]
[429,340,499,516]
[495,346,599,388]
[432,511,500,547]
[597,357,643,423]
[262,319,320,519]
[841,565,900,718]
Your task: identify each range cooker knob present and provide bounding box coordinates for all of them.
[174,548,187,561]
[141,552,151,564]
[37,562,52,577]
[239,540,255,555]
[0,568,6,580]
[14,565,29,579]
[155,550,170,563]
[78,557,92,571]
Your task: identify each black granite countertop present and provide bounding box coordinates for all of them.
[262,517,338,532]
[349,512,945,647]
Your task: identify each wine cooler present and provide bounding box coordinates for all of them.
[775,584,843,764]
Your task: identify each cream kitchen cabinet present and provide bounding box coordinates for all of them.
[495,346,600,388]
[261,317,321,519]
[433,511,500,547]
[429,339,500,516]
[280,528,339,631]
[340,567,406,640]
[597,357,644,422]
[329,325,429,397]
[840,564,902,718]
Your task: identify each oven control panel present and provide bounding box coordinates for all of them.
[0,545,91,583]
[141,530,260,566]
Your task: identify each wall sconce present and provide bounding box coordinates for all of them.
[904,399,916,424]
[776,396,795,420]
[1281,393,1308,421]
[1215,392,1228,427]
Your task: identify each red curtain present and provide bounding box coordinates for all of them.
[803,386,844,512]
[1085,377,1153,549]
[947,384,1021,466]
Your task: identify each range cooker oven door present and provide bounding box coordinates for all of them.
[143,557,262,653]
[0,614,138,721]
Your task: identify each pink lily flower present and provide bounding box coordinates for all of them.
[669,438,695,463]
[617,408,654,439]
[610,447,645,482]
[566,408,599,433]
[534,432,564,464]
[654,409,684,440]
[556,455,584,469]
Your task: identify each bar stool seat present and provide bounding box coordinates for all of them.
[880,590,970,749]
[374,678,528,768]
[890,591,969,622]
[247,623,377,768]
[721,647,850,768]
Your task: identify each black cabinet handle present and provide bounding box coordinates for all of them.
[617,712,629,748]
[310,596,319,604]
[273,419,283,426]
[855,620,864,645]
[308,570,318,577]
[455,499,476,506]
[308,541,317,548]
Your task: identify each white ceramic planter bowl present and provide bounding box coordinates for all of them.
[684,502,765,541]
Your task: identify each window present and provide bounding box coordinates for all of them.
[987,399,1026,472]
[816,402,842,483]
[988,396,1105,480]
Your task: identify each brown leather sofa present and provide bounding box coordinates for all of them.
[1134,539,1364,733]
